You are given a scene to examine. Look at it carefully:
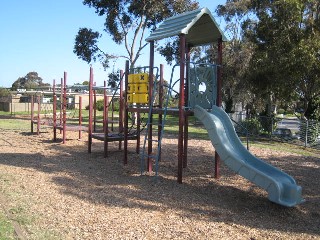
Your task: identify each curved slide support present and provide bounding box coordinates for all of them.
[194,105,304,207]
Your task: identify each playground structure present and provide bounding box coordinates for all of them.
[29,7,303,207]
[88,7,302,207]
[30,73,90,142]
[87,68,132,157]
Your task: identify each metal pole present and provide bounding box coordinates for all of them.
[148,40,155,172]
[178,34,186,184]
[88,67,93,153]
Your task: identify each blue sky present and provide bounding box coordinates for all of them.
[0,0,226,88]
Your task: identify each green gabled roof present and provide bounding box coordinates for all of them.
[146,7,227,45]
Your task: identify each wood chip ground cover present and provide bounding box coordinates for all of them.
[0,122,319,239]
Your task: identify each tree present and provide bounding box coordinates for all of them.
[216,0,320,118]
[74,0,199,69]
[11,72,48,91]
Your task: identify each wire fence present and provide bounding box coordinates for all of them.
[230,113,320,150]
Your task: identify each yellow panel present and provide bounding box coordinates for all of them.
[128,74,135,84]
[138,94,149,104]
[133,94,139,103]
[136,73,148,83]
[136,83,148,93]
[127,84,135,93]
[127,94,133,103]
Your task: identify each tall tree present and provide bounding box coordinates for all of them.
[11,72,48,91]
[74,0,199,69]
[217,0,320,117]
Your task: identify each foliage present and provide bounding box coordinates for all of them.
[216,0,320,118]
[0,88,10,97]
[74,0,199,68]
[95,99,104,111]
[235,118,262,136]
[299,119,320,145]
[108,71,120,89]
[11,72,49,91]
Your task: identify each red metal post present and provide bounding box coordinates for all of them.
[62,72,67,144]
[37,95,40,135]
[124,61,129,164]
[178,34,186,184]
[183,45,191,168]
[79,96,82,140]
[104,95,109,158]
[93,87,97,132]
[31,95,34,133]
[158,64,164,161]
[119,70,124,150]
[147,40,155,172]
[53,79,57,141]
[88,67,93,153]
[60,78,63,133]
[103,81,107,132]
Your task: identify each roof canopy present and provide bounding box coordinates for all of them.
[146,7,227,46]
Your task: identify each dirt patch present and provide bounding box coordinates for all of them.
[0,125,319,239]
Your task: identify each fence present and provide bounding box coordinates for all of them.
[231,113,320,150]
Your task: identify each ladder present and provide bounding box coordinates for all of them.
[140,66,178,176]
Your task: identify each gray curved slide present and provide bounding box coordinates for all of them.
[194,105,304,207]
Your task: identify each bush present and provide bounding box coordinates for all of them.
[235,118,263,136]
[277,108,285,114]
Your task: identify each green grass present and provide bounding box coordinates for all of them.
[0,118,30,131]
[249,140,320,157]
[0,211,16,240]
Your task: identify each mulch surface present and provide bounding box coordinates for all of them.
[0,123,319,239]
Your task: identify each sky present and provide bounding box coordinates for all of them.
[0,0,227,88]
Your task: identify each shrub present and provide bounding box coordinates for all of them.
[235,118,263,136]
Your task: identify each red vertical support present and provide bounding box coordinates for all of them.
[79,96,82,140]
[148,40,155,172]
[119,70,124,150]
[124,61,129,164]
[37,95,40,135]
[104,95,109,158]
[60,78,63,134]
[178,34,186,184]
[88,67,93,153]
[103,81,107,133]
[93,87,97,132]
[158,64,164,161]
[183,45,191,168]
[53,79,57,141]
[53,94,57,141]
[31,95,34,133]
[215,37,223,179]
[62,72,67,144]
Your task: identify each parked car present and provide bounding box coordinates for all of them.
[273,128,293,140]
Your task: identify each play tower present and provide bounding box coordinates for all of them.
[133,7,227,183]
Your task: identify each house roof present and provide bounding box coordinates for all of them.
[145,7,227,45]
